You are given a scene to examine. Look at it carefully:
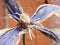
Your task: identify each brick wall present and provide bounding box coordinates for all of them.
[0,0,60,45]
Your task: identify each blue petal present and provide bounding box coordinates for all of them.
[0,28,21,45]
[36,25,59,42]
[4,0,23,22]
[31,4,60,22]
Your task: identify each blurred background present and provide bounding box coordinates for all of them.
[0,0,60,45]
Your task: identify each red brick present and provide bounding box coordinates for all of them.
[0,18,5,29]
[47,0,60,6]
[0,0,5,29]
[8,18,17,28]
